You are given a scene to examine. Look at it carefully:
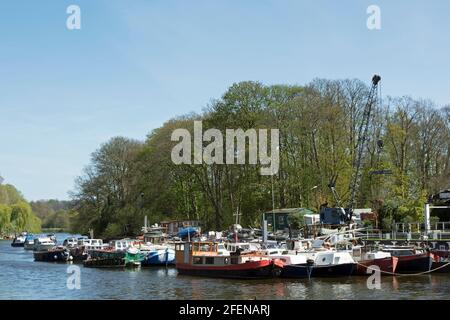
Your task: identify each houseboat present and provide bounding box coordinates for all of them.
[175,242,284,279]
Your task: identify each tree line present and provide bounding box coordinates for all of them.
[70,78,450,238]
[0,183,41,235]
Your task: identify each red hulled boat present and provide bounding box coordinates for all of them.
[175,242,284,279]
[354,251,398,275]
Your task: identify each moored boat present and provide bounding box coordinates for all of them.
[83,249,126,268]
[124,247,142,267]
[140,245,176,266]
[24,234,36,250]
[308,251,356,278]
[381,246,432,274]
[353,251,399,276]
[175,242,284,279]
[34,247,71,262]
[11,232,27,247]
[32,237,57,251]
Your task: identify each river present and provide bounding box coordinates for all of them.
[1,234,449,300]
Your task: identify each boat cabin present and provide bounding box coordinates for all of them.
[109,239,136,251]
[77,239,105,251]
[313,251,355,266]
[63,237,78,247]
[225,242,260,253]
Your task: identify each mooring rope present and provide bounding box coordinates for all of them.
[283,260,450,277]
[355,260,450,277]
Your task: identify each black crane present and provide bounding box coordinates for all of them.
[321,75,381,225]
[345,74,381,222]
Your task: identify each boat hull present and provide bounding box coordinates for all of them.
[431,261,450,273]
[176,260,283,279]
[142,249,175,266]
[83,258,125,268]
[34,249,70,262]
[310,263,355,278]
[280,264,313,278]
[354,257,398,276]
[11,241,25,247]
[395,253,432,274]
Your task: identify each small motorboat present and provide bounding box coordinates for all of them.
[11,232,27,247]
[140,245,176,266]
[24,234,36,250]
[32,237,57,251]
[124,247,142,267]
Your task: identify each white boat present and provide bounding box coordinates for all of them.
[33,237,56,251]
[77,238,107,252]
[24,237,36,250]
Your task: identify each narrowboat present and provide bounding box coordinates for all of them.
[34,247,71,262]
[175,242,284,279]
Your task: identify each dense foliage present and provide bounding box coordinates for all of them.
[71,79,450,237]
[30,200,77,231]
[0,183,41,235]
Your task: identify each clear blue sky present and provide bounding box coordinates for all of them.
[1,0,449,201]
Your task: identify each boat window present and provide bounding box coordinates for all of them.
[205,257,214,265]
[224,258,229,264]
[193,257,203,264]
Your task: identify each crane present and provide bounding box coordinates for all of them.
[345,74,381,222]
[320,75,381,225]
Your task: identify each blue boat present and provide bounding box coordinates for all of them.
[177,227,198,239]
[141,246,175,266]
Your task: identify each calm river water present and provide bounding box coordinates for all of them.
[1,234,449,300]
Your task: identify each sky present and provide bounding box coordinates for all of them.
[1,0,449,201]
